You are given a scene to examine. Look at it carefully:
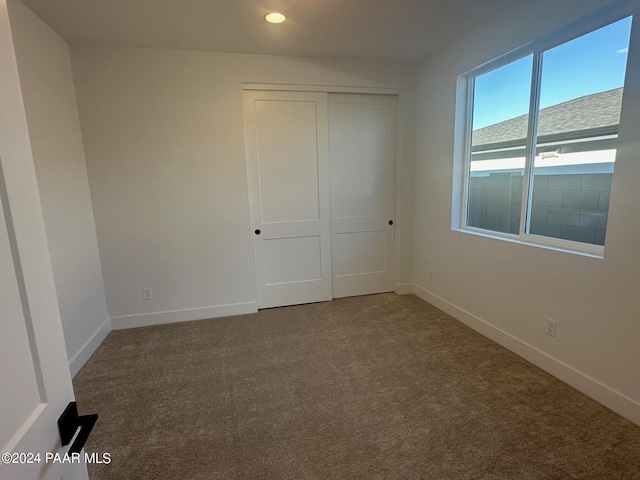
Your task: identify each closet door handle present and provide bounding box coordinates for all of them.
[388,220,394,225]
[255,229,261,235]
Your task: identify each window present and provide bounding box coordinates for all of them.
[459,13,633,254]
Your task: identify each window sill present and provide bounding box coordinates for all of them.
[453,226,605,259]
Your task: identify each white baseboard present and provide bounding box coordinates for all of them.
[412,283,640,427]
[395,283,413,295]
[110,302,258,330]
[69,318,111,378]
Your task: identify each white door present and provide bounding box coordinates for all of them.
[329,94,397,298]
[244,90,332,308]
[1,3,88,479]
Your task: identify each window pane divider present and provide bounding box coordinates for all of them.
[461,77,475,228]
[519,52,543,236]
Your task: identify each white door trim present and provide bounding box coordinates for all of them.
[242,83,400,96]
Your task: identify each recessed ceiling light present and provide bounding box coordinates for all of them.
[265,12,286,24]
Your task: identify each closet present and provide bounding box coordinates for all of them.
[243,89,397,308]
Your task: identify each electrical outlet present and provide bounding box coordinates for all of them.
[142,287,152,300]
[545,318,557,337]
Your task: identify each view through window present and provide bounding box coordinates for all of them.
[466,16,633,247]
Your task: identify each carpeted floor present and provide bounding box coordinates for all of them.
[73,294,640,479]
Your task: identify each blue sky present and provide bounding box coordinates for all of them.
[472,16,633,130]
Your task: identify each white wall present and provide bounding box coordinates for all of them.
[9,0,110,376]
[413,0,640,425]
[69,46,416,328]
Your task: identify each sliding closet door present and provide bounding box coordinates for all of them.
[329,94,397,298]
[244,90,332,309]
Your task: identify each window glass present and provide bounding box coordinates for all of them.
[529,17,633,245]
[468,55,532,234]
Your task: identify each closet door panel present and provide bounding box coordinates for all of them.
[244,91,332,308]
[329,94,397,298]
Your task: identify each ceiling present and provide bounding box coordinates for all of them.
[19,0,518,63]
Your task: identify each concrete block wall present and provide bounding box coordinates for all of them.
[469,173,523,234]
[529,173,611,245]
[469,172,612,245]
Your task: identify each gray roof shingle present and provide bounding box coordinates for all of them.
[472,87,623,147]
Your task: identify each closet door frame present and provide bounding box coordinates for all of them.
[242,84,402,307]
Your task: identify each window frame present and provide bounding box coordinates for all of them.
[455,1,634,258]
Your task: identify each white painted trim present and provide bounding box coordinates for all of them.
[242,82,400,95]
[110,302,258,330]
[412,283,640,427]
[454,226,604,259]
[395,283,413,295]
[68,318,111,378]
[393,95,402,290]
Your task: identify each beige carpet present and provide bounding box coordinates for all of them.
[73,294,640,479]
